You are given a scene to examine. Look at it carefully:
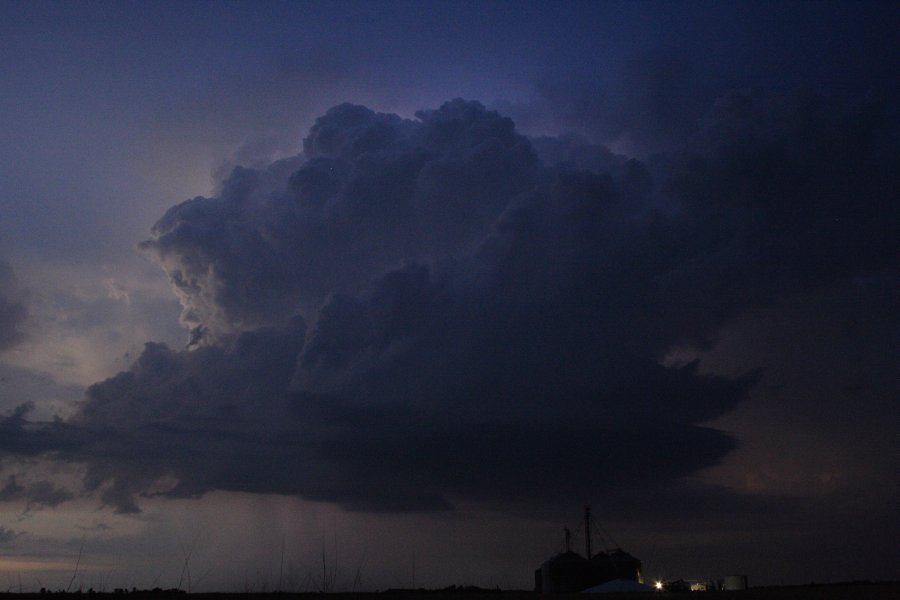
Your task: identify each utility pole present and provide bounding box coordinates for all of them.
[585,505,592,559]
[564,527,572,553]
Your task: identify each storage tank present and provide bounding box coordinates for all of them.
[539,551,592,593]
[589,551,616,584]
[608,548,643,583]
[723,575,748,590]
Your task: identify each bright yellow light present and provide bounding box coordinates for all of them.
[654,580,664,590]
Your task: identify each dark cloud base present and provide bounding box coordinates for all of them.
[1,91,896,516]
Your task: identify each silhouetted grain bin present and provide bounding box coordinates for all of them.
[534,508,644,593]
[723,575,748,590]
[608,548,643,583]
[539,551,592,593]
[589,551,616,583]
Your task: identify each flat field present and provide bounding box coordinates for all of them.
[2,583,899,600]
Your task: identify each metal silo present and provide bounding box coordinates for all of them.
[540,551,592,593]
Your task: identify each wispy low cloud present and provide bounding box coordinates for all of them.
[0,90,896,516]
[0,525,20,545]
[0,474,73,511]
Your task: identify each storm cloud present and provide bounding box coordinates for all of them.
[1,91,896,515]
[140,100,538,341]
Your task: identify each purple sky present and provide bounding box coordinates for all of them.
[0,0,897,591]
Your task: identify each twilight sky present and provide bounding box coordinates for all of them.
[0,0,898,591]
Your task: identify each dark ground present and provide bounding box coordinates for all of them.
[2,581,899,600]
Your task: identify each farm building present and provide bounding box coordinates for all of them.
[534,507,644,594]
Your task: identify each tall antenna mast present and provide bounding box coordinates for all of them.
[584,505,592,559]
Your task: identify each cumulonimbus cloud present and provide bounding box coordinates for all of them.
[139,100,538,341]
[0,92,896,514]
